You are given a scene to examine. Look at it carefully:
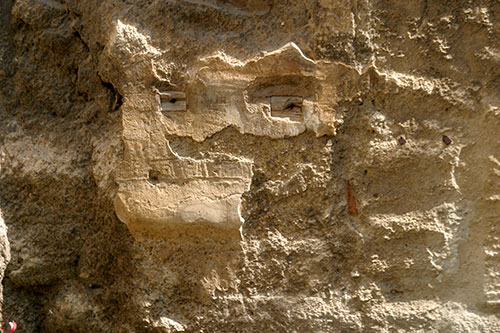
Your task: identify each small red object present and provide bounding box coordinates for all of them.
[0,321,17,333]
[346,180,359,216]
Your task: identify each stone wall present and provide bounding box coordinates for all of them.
[0,0,499,331]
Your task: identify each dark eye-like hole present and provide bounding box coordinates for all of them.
[286,103,300,110]
[148,170,160,185]
[169,98,177,103]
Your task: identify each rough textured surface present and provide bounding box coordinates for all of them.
[0,0,499,331]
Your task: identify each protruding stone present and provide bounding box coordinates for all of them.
[114,153,253,233]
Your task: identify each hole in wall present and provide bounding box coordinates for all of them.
[148,170,160,185]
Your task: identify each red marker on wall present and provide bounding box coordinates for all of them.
[346,180,359,216]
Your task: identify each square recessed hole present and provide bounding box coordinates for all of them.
[159,91,186,112]
[270,96,303,120]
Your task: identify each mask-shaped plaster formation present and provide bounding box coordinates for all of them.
[148,42,362,142]
[114,144,253,233]
[109,22,364,237]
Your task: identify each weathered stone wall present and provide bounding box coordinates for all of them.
[0,0,499,331]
